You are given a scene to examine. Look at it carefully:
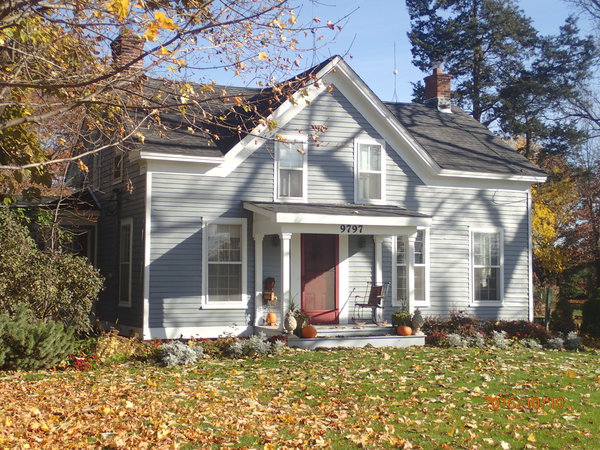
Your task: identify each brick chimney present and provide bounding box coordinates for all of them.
[111,29,145,73]
[424,67,452,113]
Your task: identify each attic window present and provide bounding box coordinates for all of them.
[275,137,307,202]
[354,139,386,204]
[113,150,123,183]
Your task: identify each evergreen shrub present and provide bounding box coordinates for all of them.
[0,305,76,371]
[582,289,600,337]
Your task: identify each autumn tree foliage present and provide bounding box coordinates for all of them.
[0,0,341,201]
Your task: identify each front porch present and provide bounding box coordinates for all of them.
[245,201,432,332]
[255,324,426,349]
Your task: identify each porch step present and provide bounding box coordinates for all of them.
[312,324,394,337]
[286,334,425,349]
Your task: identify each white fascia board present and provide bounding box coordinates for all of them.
[328,60,546,190]
[204,59,340,178]
[275,212,432,227]
[139,150,223,164]
[437,168,547,184]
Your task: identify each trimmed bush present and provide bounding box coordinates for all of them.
[157,341,204,366]
[546,337,564,350]
[0,304,76,371]
[226,333,286,358]
[491,331,510,349]
[582,289,600,337]
[550,297,575,333]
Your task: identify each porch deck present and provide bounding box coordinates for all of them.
[255,324,425,349]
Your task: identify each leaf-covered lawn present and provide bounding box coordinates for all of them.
[1,347,598,448]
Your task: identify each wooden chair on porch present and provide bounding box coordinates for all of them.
[352,282,390,324]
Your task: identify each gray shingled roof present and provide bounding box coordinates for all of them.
[137,57,545,178]
[385,103,545,177]
[245,202,430,218]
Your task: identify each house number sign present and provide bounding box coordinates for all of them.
[340,225,363,233]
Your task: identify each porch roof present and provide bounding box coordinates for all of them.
[244,201,432,232]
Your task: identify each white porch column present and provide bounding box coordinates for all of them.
[374,235,384,285]
[408,232,417,315]
[280,232,292,329]
[254,234,264,326]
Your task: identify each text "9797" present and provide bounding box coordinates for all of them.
[340,225,363,233]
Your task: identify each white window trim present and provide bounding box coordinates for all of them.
[392,228,430,308]
[92,152,101,191]
[202,217,248,309]
[113,150,123,184]
[274,136,308,203]
[354,138,386,205]
[118,217,133,308]
[413,227,430,307]
[469,227,504,306]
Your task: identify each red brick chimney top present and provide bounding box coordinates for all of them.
[111,30,145,71]
[424,67,452,101]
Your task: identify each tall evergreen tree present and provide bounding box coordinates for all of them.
[406,0,538,125]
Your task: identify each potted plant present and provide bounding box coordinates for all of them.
[392,309,413,336]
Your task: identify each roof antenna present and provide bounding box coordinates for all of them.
[391,41,398,103]
[311,0,317,66]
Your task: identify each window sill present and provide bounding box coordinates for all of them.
[202,302,248,310]
[275,196,307,203]
[469,301,502,307]
[118,302,132,308]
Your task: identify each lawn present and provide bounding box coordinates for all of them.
[0,346,598,448]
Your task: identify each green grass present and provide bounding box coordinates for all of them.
[0,346,598,448]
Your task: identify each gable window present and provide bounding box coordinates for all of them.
[355,139,385,203]
[275,138,307,201]
[471,229,503,303]
[113,150,123,183]
[205,219,247,307]
[393,229,429,308]
[92,152,101,191]
[119,218,133,307]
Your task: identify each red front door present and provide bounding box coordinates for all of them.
[301,234,339,324]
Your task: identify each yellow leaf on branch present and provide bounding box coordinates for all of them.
[257,52,268,61]
[106,0,130,22]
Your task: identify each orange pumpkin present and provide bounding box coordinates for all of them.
[266,312,277,325]
[397,325,413,336]
[301,325,318,338]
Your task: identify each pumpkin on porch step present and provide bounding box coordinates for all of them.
[396,325,412,336]
[301,325,318,338]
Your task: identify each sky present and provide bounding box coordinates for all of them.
[207,0,595,103]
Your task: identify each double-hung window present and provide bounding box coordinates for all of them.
[393,229,429,307]
[205,219,247,307]
[471,229,503,303]
[355,140,385,204]
[119,218,133,307]
[275,138,307,201]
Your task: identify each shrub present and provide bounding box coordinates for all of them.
[95,329,155,363]
[582,289,600,337]
[0,208,103,334]
[421,312,482,337]
[522,338,543,350]
[545,337,564,350]
[521,338,543,350]
[225,333,287,358]
[425,329,447,347]
[157,341,204,366]
[491,330,510,349]
[0,304,76,371]
[483,320,552,342]
[550,297,576,333]
[391,310,412,327]
[564,332,582,351]
[466,332,486,348]
[447,333,466,347]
